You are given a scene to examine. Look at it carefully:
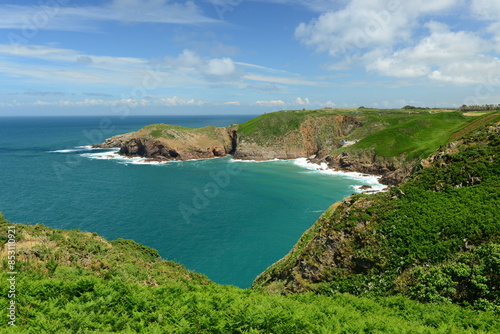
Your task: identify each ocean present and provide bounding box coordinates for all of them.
[0,115,383,288]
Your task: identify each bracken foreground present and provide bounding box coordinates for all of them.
[1,108,499,333]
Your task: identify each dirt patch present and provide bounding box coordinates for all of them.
[463,112,488,116]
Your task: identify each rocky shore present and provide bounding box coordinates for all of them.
[94,113,420,186]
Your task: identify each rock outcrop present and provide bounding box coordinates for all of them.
[93,132,137,149]
[232,115,362,161]
[95,110,464,186]
[253,195,383,293]
[94,125,236,161]
[318,151,416,185]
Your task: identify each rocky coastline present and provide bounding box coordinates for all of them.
[94,112,439,186]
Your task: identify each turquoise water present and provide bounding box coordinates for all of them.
[0,115,380,287]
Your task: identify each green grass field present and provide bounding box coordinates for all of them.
[1,215,498,333]
[2,109,499,332]
[345,112,478,160]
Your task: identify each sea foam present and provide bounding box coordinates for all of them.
[229,158,284,163]
[50,145,100,153]
[77,147,386,191]
[292,158,386,193]
[80,149,171,165]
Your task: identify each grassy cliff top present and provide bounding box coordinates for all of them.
[254,120,500,310]
[2,109,499,332]
[139,123,230,140]
[128,109,499,163]
[1,214,498,333]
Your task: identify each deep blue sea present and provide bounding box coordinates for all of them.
[0,115,382,288]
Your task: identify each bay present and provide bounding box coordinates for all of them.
[0,115,380,287]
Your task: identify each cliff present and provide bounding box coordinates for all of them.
[1,214,496,332]
[95,124,236,161]
[253,120,500,309]
[98,109,481,185]
[232,114,361,159]
[1,112,499,331]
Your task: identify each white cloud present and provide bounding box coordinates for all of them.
[205,58,237,77]
[0,0,216,32]
[254,97,334,108]
[2,96,206,108]
[255,100,286,106]
[0,44,144,70]
[164,49,243,82]
[295,0,459,58]
[223,101,240,105]
[294,0,500,87]
[365,23,497,84]
[295,97,310,105]
[0,44,165,87]
[243,74,323,86]
[471,0,500,20]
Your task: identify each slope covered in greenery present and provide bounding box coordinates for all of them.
[254,120,500,311]
[1,215,498,333]
[2,110,499,332]
[237,109,481,158]
[99,108,493,184]
[347,111,476,160]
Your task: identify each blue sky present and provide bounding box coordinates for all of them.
[1,0,500,115]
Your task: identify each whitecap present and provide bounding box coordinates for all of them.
[50,149,80,153]
[229,158,285,163]
[75,145,100,150]
[50,145,101,153]
[292,158,386,193]
[80,149,120,160]
[80,149,172,165]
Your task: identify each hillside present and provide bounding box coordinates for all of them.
[97,108,493,185]
[95,124,236,161]
[2,109,499,332]
[254,120,500,310]
[1,215,498,332]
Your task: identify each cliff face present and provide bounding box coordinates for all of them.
[233,113,414,184]
[96,110,486,186]
[95,125,236,161]
[253,121,500,307]
[253,195,382,293]
[232,115,362,160]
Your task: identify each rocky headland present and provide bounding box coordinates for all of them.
[95,110,436,185]
[95,109,498,186]
[94,124,237,161]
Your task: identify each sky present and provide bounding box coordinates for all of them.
[0,0,500,115]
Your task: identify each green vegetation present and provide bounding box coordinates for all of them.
[1,215,498,333]
[237,109,489,166]
[237,110,312,143]
[255,120,500,312]
[346,112,481,160]
[142,123,225,140]
[2,109,500,332]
